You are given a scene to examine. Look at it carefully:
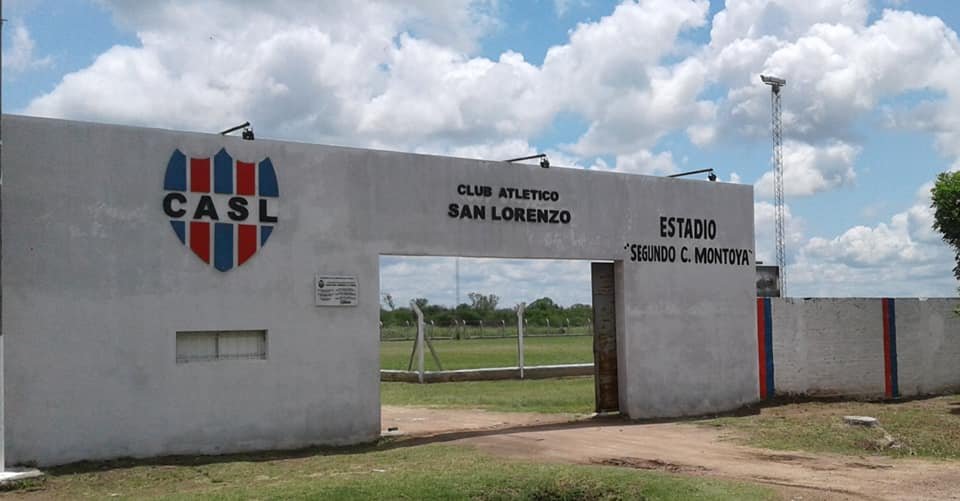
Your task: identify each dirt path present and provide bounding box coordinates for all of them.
[381,405,575,435]
[381,406,960,500]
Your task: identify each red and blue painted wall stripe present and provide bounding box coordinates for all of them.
[756,297,901,400]
[756,297,775,399]
[882,298,899,398]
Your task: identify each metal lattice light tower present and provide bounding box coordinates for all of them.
[761,74,787,296]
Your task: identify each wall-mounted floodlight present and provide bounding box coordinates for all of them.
[504,153,550,168]
[219,121,255,140]
[668,168,717,181]
[760,74,786,93]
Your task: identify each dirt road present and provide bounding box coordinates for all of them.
[381,406,960,500]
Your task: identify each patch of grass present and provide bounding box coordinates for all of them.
[2,445,775,500]
[703,395,960,460]
[381,377,596,414]
[381,336,593,371]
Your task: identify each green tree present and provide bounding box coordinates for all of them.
[527,297,557,311]
[378,294,595,328]
[524,297,560,327]
[467,292,499,313]
[931,171,960,309]
[381,293,395,310]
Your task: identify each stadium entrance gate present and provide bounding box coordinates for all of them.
[2,116,756,465]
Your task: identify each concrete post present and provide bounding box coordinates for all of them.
[411,301,425,384]
[516,303,525,379]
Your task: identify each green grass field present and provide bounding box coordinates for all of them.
[2,444,775,500]
[704,395,960,460]
[382,376,596,414]
[380,335,593,371]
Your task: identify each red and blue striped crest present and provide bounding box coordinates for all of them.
[162,148,279,271]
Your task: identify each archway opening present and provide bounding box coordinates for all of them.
[378,255,618,437]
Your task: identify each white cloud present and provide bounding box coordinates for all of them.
[708,0,870,51]
[552,2,715,155]
[553,0,580,17]
[23,1,960,173]
[610,149,677,175]
[103,0,499,55]
[755,140,859,198]
[804,223,928,266]
[789,259,954,297]
[15,0,960,299]
[699,2,960,296]
[380,256,593,308]
[791,184,956,296]
[711,7,960,150]
[904,186,942,245]
[25,0,718,157]
[2,22,51,73]
[358,44,550,145]
[754,200,804,265]
[26,0,514,147]
[424,139,537,163]
[686,123,717,146]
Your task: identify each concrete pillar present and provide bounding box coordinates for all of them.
[516,303,525,379]
[411,302,425,384]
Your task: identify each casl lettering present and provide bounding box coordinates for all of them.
[163,193,277,223]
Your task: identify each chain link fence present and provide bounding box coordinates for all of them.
[380,304,596,380]
[380,317,592,342]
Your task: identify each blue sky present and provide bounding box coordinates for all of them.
[3,0,958,307]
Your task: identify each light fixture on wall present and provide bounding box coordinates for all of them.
[667,168,717,181]
[504,153,550,168]
[219,121,255,141]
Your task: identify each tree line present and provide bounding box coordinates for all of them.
[380,292,592,327]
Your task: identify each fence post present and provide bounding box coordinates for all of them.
[411,301,426,383]
[516,303,526,379]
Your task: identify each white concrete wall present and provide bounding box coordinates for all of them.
[770,298,960,398]
[771,298,885,397]
[2,115,757,465]
[897,299,960,396]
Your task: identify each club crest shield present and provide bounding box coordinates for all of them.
[162,148,279,271]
